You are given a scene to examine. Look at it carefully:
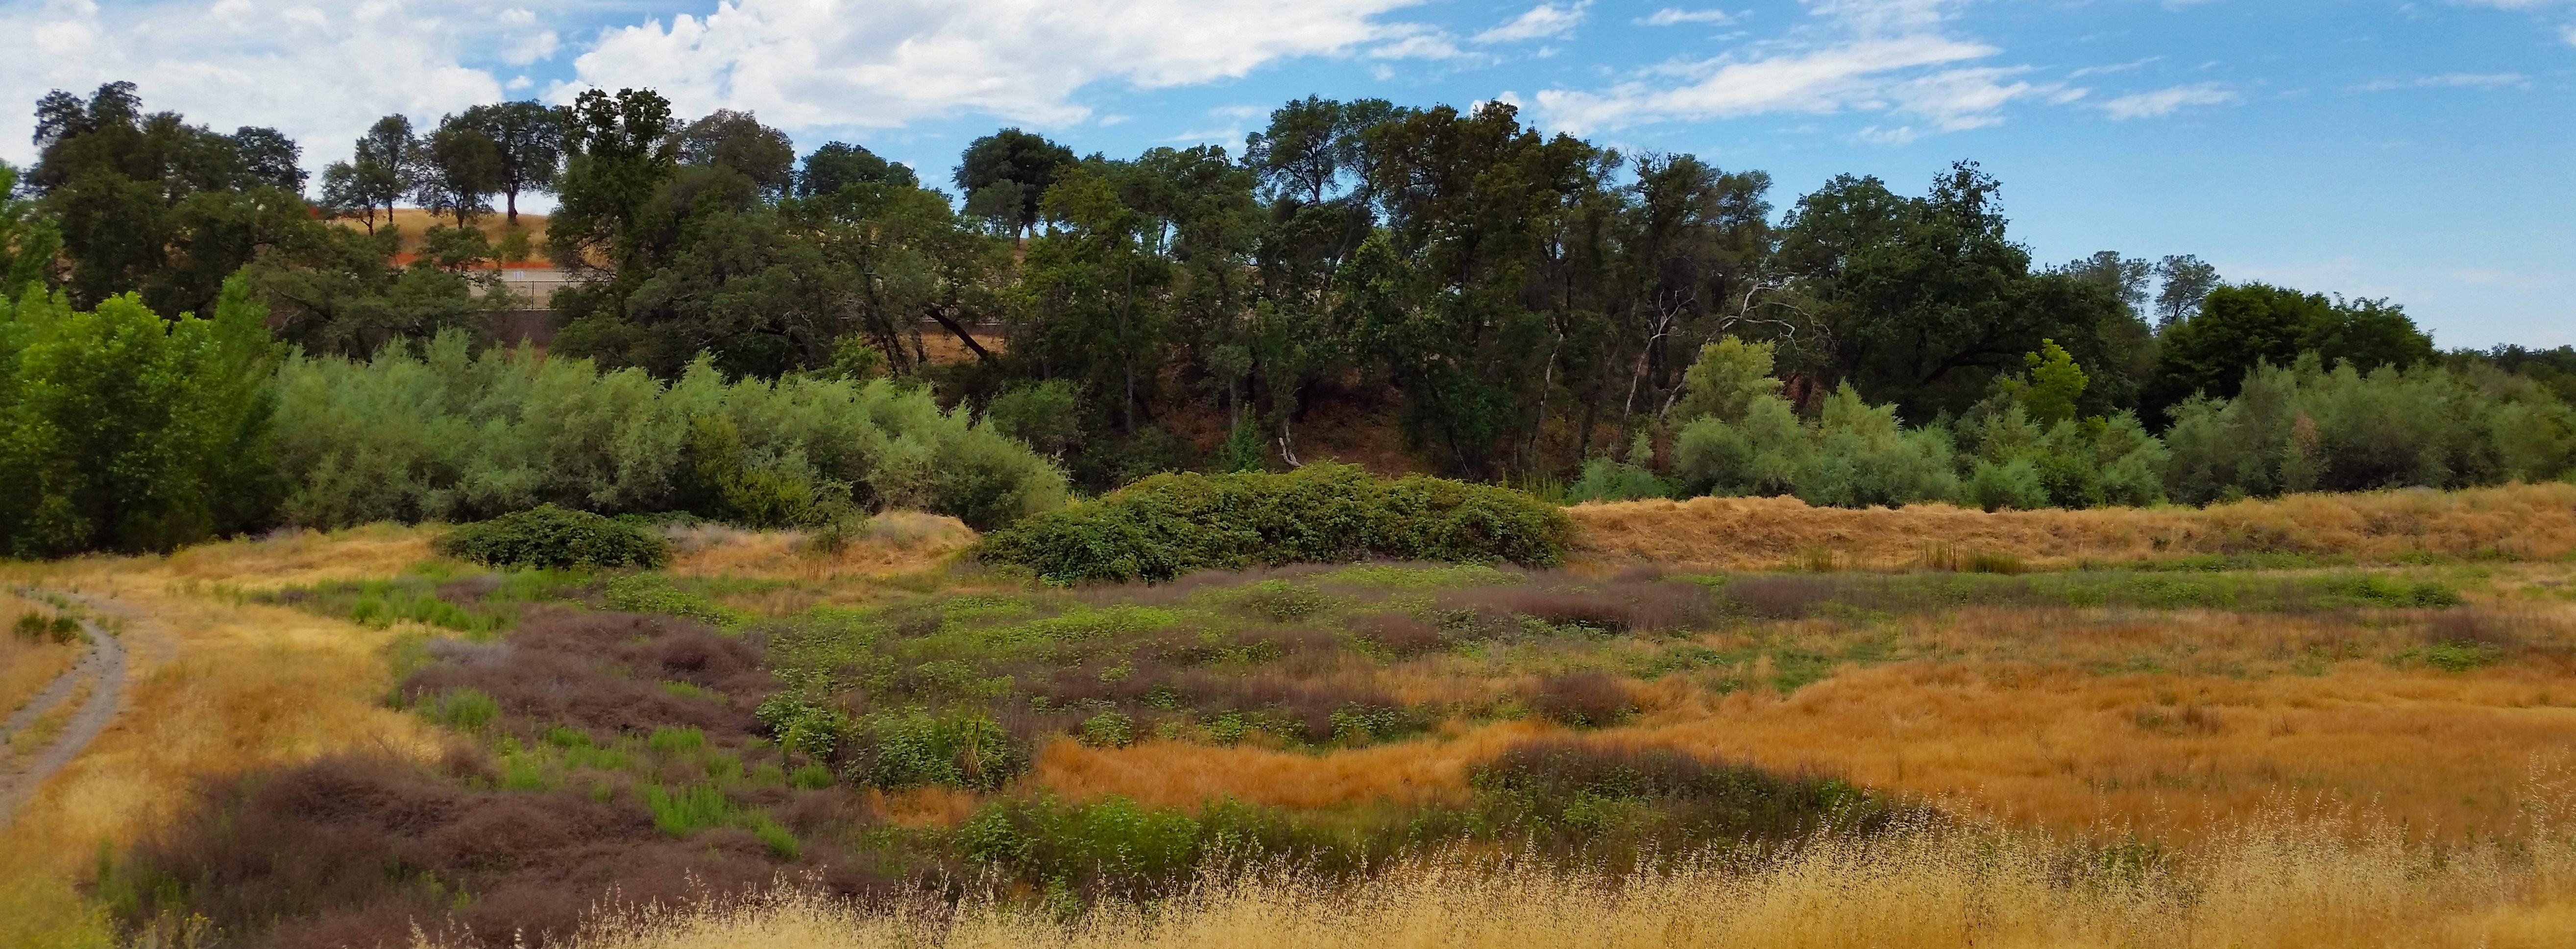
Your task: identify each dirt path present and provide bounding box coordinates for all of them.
[0,595,128,827]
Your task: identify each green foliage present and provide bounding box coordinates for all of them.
[1670,337,1785,425]
[31,83,316,317]
[0,276,277,556]
[272,332,1067,530]
[434,504,670,569]
[2163,356,2573,504]
[12,611,84,645]
[755,693,852,761]
[420,688,500,733]
[2148,283,2435,414]
[2021,338,2088,426]
[973,378,1076,455]
[1671,384,1959,508]
[0,161,62,296]
[843,709,1022,790]
[2419,640,2502,673]
[641,783,798,857]
[977,462,1571,584]
[1565,432,1671,503]
[2324,574,2461,609]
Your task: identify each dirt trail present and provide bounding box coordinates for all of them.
[0,594,129,827]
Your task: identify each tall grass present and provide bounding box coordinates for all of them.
[434,789,2576,949]
[1569,482,2576,570]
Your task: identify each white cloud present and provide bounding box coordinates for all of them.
[0,0,508,168]
[1475,2,1586,43]
[561,0,1423,130]
[1638,8,1734,26]
[501,29,558,67]
[1370,27,1466,59]
[2352,72,2527,92]
[2068,57,2158,79]
[2102,82,2238,119]
[1531,0,2048,136]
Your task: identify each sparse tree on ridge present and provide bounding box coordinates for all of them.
[455,100,565,226]
[421,116,503,227]
[2154,254,2221,329]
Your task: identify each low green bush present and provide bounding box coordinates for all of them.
[977,463,1571,584]
[433,504,670,569]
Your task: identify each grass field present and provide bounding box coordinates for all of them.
[4,486,2576,948]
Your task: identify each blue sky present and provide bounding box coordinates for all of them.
[2,0,2570,347]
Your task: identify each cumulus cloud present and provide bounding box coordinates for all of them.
[2101,82,2238,119]
[1531,0,2052,136]
[0,0,514,167]
[1475,2,1586,43]
[559,0,1422,129]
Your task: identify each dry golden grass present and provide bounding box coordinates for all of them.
[431,787,2576,949]
[1034,720,1554,811]
[668,512,976,582]
[159,523,437,590]
[328,209,552,262]
[0,556,443,949]
[1569,482,2576,569]
[1038,593,2576,843]
[0,592,83,719]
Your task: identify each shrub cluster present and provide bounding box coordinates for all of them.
[432,504,671,569]
[2163,356,2576,504]
[1643,337,2576,512]
[976,463,1572,584]
[273,330,1068,531]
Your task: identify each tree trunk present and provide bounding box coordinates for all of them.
[506,189,519,227]
[1120,260,1136,435]
[925,308,998,368]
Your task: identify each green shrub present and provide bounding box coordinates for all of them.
[843,710,1023,790]
[434,504,670,569]
[2163,356,2575,504]
[272,332,1068,531]
[1670,384,1957,508]
[420,688,500,733]
[978,463,1570,584]
[1079,712,1135,748]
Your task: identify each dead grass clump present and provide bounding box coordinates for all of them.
[1473,738,1899,848]
[1349,613,1445,656]
[1569,482,2576,570]
[1523,672,1634,727]
[2427,608,2521,650]
[1715,576,1840,618]
[1437,579,1717,634]
[401,608,766,738]
[109,753,891,949]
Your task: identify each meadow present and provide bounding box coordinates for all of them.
[3,485,2576,948]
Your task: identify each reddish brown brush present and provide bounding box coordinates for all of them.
[400,608,767,738]
[1525,672,1634,727]
[108,752,897,949]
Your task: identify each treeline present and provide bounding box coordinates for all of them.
[2,81,2573,554]
[0,278,1066,557]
